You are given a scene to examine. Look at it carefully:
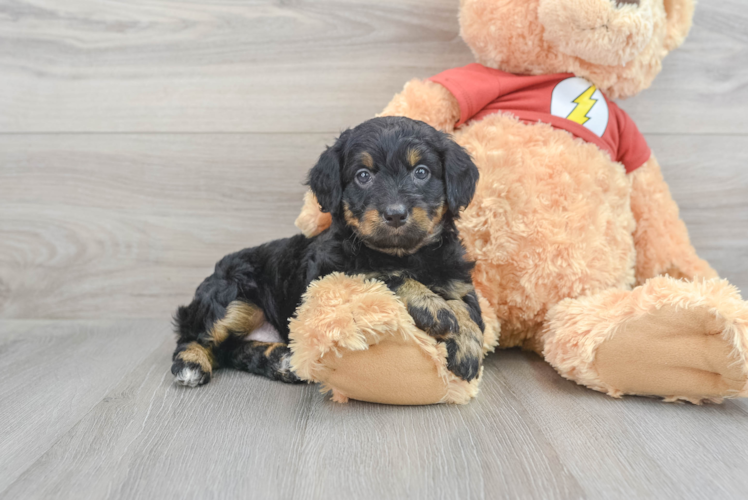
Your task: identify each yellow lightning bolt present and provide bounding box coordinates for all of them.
[566,85,598,125]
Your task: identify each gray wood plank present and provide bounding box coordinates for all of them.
[0,0,745,134]
[1,338,318,500]
[2,335,585,500]
[648,135,748,292]
[0,0,471,134]
[1,133,745,320]
[0,319,170,493]
[0,133,329,213]
[290,366,583,500]
[494,351,748,499]
[617,0,748,134]
[0,0,746,497]
[0,133,328,319]
[6,334,747,500]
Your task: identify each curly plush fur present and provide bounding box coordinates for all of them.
[289,273,499,404]
[459,0,693,99]
[291,0,748,405]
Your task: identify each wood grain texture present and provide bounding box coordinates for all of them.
[0,0,746,134]
[290,364,584,500]
[1,0,747,497]
[0,319,171,493]
[0,0,470,134]
[0,133,329,318]
[0,336,578,500]
[647,135,748,288]
[496,351,748,499]
[4,340,748,500]
[1,133,745,320]
[1,336,318,500]
[617,0,748,134]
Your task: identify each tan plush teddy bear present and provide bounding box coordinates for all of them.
[289,0,748,405]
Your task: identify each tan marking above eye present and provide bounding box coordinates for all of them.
[360,152,374,169]
[407,149,421,167]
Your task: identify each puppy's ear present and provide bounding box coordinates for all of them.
[307,130,350,214]
[442,138,479,216]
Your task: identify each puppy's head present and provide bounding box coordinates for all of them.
[308,117,479,255]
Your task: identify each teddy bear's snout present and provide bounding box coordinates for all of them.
[538,0,656,67]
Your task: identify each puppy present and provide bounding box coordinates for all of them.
[172,116,484,387]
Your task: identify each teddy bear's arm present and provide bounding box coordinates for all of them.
[629,155,717,284]
[378,79,461,133]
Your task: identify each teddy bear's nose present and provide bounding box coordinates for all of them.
[616,0,640,6]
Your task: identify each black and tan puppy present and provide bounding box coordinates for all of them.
[172,116,484,387]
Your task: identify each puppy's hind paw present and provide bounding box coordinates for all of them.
[171,359,210,387]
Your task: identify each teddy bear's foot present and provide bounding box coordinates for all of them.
[595,304,747,402]
[544,276,748,403]
[288,273,488,405]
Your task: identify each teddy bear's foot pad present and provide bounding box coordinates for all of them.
[595,304,747,403]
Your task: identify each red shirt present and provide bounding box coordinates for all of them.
[430,63,651,173]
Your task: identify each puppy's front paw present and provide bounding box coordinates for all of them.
[392,278,459,338]
[407,297,459,338]
[171,358,211,387]
[445,338,482,382]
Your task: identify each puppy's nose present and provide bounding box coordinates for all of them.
[383,205,408,228]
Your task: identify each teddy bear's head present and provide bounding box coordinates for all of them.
[460,0,694,98]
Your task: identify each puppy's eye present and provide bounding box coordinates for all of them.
[355,169,372,186]
[413,166,430,181]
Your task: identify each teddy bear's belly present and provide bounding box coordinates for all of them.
[453,113,637,350]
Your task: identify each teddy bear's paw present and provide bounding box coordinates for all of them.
[594,302,748,402]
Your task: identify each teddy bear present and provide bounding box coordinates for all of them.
[287,0,748,405]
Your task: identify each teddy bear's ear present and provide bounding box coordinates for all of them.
[663,0,696,51]
[306,129,350,215]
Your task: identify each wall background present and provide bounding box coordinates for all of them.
[1,0,746,320]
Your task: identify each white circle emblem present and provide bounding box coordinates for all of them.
[550,77,609,138]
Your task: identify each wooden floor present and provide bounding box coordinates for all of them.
[1,1,747,498]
